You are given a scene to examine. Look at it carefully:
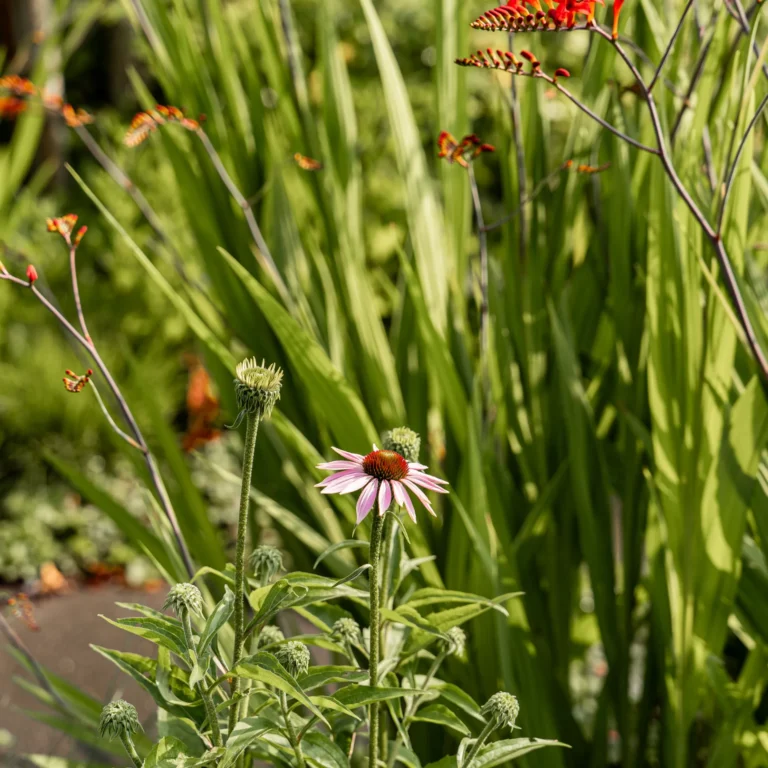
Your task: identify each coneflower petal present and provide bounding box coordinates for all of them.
[321,473,372,495]
[407,473,450,493]
[379,480,392,514]
[409,469,449,485]
[397,483,418,522]
[331,447,365,463]
[356,479,378,523]
[403,479,436,517]
[316,469,367,487]
[407,462,429,470]
[316,460,362,471]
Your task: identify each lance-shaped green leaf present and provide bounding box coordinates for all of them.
[233,653,329,726]
[143,736,187,768]
[247,579,306,632]
[99,615,186,656]
[158,647,198,707]
[190,585,236,686]
[333,685,435,709]
[314,539,370,569]
[300,665,369,691]
[423,680,485,723]
[410,703,470,735]
[220,717,277,768]
[332,564,371,587]
[300,732,351,768]
[403,589,516,612]
[381,606,447,637]
[471,738,568,766]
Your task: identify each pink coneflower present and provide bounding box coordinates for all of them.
[316,445,449,524]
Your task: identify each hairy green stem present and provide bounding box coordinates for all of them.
[464,720,496,768]
[229,412,260,736]
[281,691,306,768]
[181,611,222,747]
[119,733,142,768]
[368,509,385,768]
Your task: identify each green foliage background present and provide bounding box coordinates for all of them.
[3,0,768,765]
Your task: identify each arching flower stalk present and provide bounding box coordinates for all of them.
[470,0,624,35]
[229,358,283,736]
[316,443,448,768]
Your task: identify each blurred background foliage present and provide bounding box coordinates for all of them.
[2,0,768,766]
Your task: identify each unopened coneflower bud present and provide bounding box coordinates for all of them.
[331,617,362,644]
[256,625,285,648]
[163,582,203,616]
[99,699,141,740]
[443,626,467,658]
[233,357,283,420]
[249,544,283,585]
[382,427,421,464]
[26,265,38,284]
[481,691,520,731]
[74,226,88,246]
[274,640,310,678]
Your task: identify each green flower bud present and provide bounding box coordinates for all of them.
[274,640,311,678]
[481,692,520,731]
[249,544,283,585]
[163,582,203,616]
[256,625,285,649]
[443,626,467,658]
[331,617,361,644]
[234,358,283,420]
[99,700,141,740]
[382,426,421,464]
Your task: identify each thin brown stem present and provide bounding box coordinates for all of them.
[717,93,768,232]
[67,239,92,344]
[195,130,292,307]
[0,272,196,575]
[649,0,696,92]
[468,163,490,373]
[91,384,143,451]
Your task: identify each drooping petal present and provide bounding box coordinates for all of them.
[356,479,379,524]
[407,472,450,493]
[378,480,392,514]
[396,482,417,522]
[331,447,365,463]
[316,469,367,487]
[321,473,372,495]
[316,460,362,471]
[403,479,436,517]
[407,462,429,471]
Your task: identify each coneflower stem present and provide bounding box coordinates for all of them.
[181,610,222,747]
[229,411,260,735]
[281,691,306,768]
[368,507,385,768]
[464,720,496,768]
[119,733,142,768]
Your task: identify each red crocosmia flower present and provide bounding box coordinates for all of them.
[438,131,495,168]
[612,0,624,38]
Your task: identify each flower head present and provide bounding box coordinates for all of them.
[274,640,311,678]
[256,625,285,649]
[124,105,201,147]
[250,544,283,585]
[163,582,204,616]
[233,358,283,420]
[46,214,79,241]
[481,692,520,731]
[382,427,421,464]
[316,444,449,524]
[443,626,467,658]
[438,132,495,168]
[99,700,141,740]
[63,368,93,393]
[331,617,361,644]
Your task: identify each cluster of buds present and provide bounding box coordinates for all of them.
[163,582,204,617]
[274,640,311,678]
[455,49,570,84]
[256,624,285,649]
[124,105,202,147]
[331,617,362,645]
[470,0,623,37]
[249,544,284,586]
[63,368,93,394]
[382,426,421,464]
[438,132,496,168]
[46,214,87,246]
[481,691,520,731]
[98,699,142,740]
[0,75,93,127]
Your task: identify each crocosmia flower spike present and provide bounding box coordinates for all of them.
[316,444,449,523]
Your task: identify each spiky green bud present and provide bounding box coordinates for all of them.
[256,625,285,649]
[481,692,520,730]
[99,700,141,740]
[163,583,203,616]
[331,617,361,644]
[443,626,467,658]
[382,427,421,463]
[274,640,310,678]
[249,544,283,585]
[234,358,283,420]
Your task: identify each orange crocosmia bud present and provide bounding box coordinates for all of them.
[26,264,38,283]
[294,153,323,171]
[0,75,37,97]
[125,111,158,147]
[74,226,88,246]
[612,0,624,38]
[554,68,571,79]
[437,131,459,159]
[0,97,27,119]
